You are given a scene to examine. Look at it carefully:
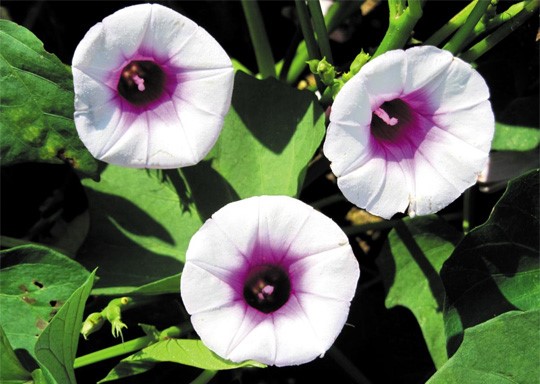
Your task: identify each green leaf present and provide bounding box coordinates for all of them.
[427,310,540,384]
[79,167,203,294]
[0,245,90,362]
[376,216,462,368]
[123,273,181,296]
[35,270,96,384]
[0,20,98,178]
[183,71,325,219]
[441,169,539,355]
[492,122,540,151]
[99,339,265,382]
[0,324,32,383]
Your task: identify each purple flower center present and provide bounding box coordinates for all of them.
[243,264,291,314]
[371,99,412,141]
[117,61,165,106]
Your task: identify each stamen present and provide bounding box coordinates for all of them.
[117,60,165,106]
[374,107,398,126]
[132,74,146,91]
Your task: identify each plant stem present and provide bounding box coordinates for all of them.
[307,0,334,63]
[73,335,153,369]
[462,188,472,234]
[460,0,538,62]
[282,1,359,84]
[342,212,462,235]
[295,0,324,92]
[424,0,477,46]
[328,346,373,384]
[371,0,424,59]
[443,0,491,55]
[241,0,276,78]
[295,0,321,62]
[190,370,217,384]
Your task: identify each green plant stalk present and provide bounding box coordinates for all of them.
[462,188,472,234]
[424,0,477,46]
[295,0,321,62]
[342,212,462,235]
[241,0,276,78]
[307,0,334,63]
[443,0,491,54]
[461,0,536,54]
[295,0,324,92]
[371,0,424,59]
[190,370,217,384]
[281,1,359,84]
[460,0,538,62]
[73,335,153,369]
[328,346,373,384]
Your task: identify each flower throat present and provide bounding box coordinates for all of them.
[243,264,291,314]
[117,61,165,106]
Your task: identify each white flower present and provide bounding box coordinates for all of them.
[72,3,234,168]
[324,46,495,219]
[180,196,360,366]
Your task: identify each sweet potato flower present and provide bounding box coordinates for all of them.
[180,196,360,366]
[324,46,495,219]
[72,3,234,168]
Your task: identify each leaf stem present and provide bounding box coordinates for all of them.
[190,370,217,384]
[371,0,424,59]
[73,335,153,369]
[241,0,276,78]
[424,0,477,46]
[460,0,538,62]
[443,0,491,54]
[307,0,334,63]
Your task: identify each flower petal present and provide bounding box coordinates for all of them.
[184,219,247,278]
[74,105,121,159]
[323,121,373,177]
[337,153,410,219]
[209,197,261,257]
[140,4,199,61]
[403,45,454,94]
[255,195,314,263]
[167,27,233,71]
[422,55,490,114]
[171,95,229,162]
[73,4,152,72]
[328,74,371,127]
[225,311,277,365]
[432,100,495,152]
[272,295,325,366]
[180,263,238,315]
[289,246,360,302]
[143,104,199,168]
[411,121,489,216]
[284,204,351,260]
[189,303,248,360]
[294,293,352,356]
[360,49,407,107]
[176,68,234,118]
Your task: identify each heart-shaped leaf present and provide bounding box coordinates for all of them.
[0,20,98,178]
